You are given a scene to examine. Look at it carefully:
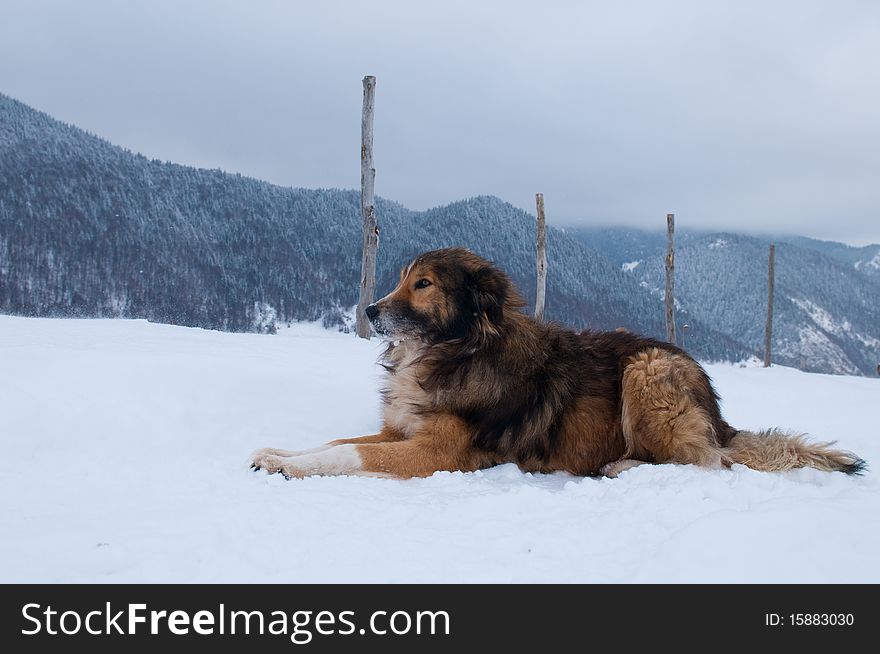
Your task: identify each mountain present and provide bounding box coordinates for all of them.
[570,227,880,376]
[782,236,880,284]
[0,92,748,364]
[563,226,669,268]
[3,92,877,374]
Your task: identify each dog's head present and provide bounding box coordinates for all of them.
[366,248,523,343]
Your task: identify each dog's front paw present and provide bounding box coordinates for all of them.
[251,452,283,473]
[251,452,305,479]
[252,447,299,459]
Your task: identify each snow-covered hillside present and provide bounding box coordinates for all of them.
[1,316,878,583]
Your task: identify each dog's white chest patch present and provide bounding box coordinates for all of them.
[382,341,429,437]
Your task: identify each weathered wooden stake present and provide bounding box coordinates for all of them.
[534,193,547,321]
[664,213,676,345]
[356,75,378,339]
[764,243,776,367]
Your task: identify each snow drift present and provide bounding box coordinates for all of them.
[1,316,877,582]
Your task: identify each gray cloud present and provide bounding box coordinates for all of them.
[2,0,878,244]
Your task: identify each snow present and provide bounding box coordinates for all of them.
[708,238,728,249]
[854,250,880,271]
[788,297,880,370]
[1,315,878,583]
[621,260,641,272]
[784,325,862,377]
[791,296,848,334]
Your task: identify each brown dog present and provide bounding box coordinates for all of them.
[251,247,865,479]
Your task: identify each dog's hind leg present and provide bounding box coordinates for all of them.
[619,348,724,470]
[600,459,648,478]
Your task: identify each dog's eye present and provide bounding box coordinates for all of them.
[414,278,432,289]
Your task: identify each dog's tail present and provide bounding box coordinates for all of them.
[723,429,866,475]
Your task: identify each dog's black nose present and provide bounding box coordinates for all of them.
[365,304,379,320]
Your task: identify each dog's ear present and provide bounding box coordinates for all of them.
[469,265,508,332]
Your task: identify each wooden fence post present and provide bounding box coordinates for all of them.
[664,213,676,345]
[356,75,378,339]
[535,193,547,321]
[764,243,775,367]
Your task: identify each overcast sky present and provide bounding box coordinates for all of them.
[2,0,878,245]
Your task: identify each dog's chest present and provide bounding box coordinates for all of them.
[382,342,430,437]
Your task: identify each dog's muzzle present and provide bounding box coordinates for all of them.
[365,303,388,334]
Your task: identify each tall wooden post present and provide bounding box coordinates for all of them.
[664,213,676,345]
[764,243,775,367]
[356,75,378,339]
[534,193,547,321]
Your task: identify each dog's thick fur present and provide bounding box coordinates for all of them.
[252,247,866,479]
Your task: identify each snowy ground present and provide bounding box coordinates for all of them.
[1,315,878,583]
